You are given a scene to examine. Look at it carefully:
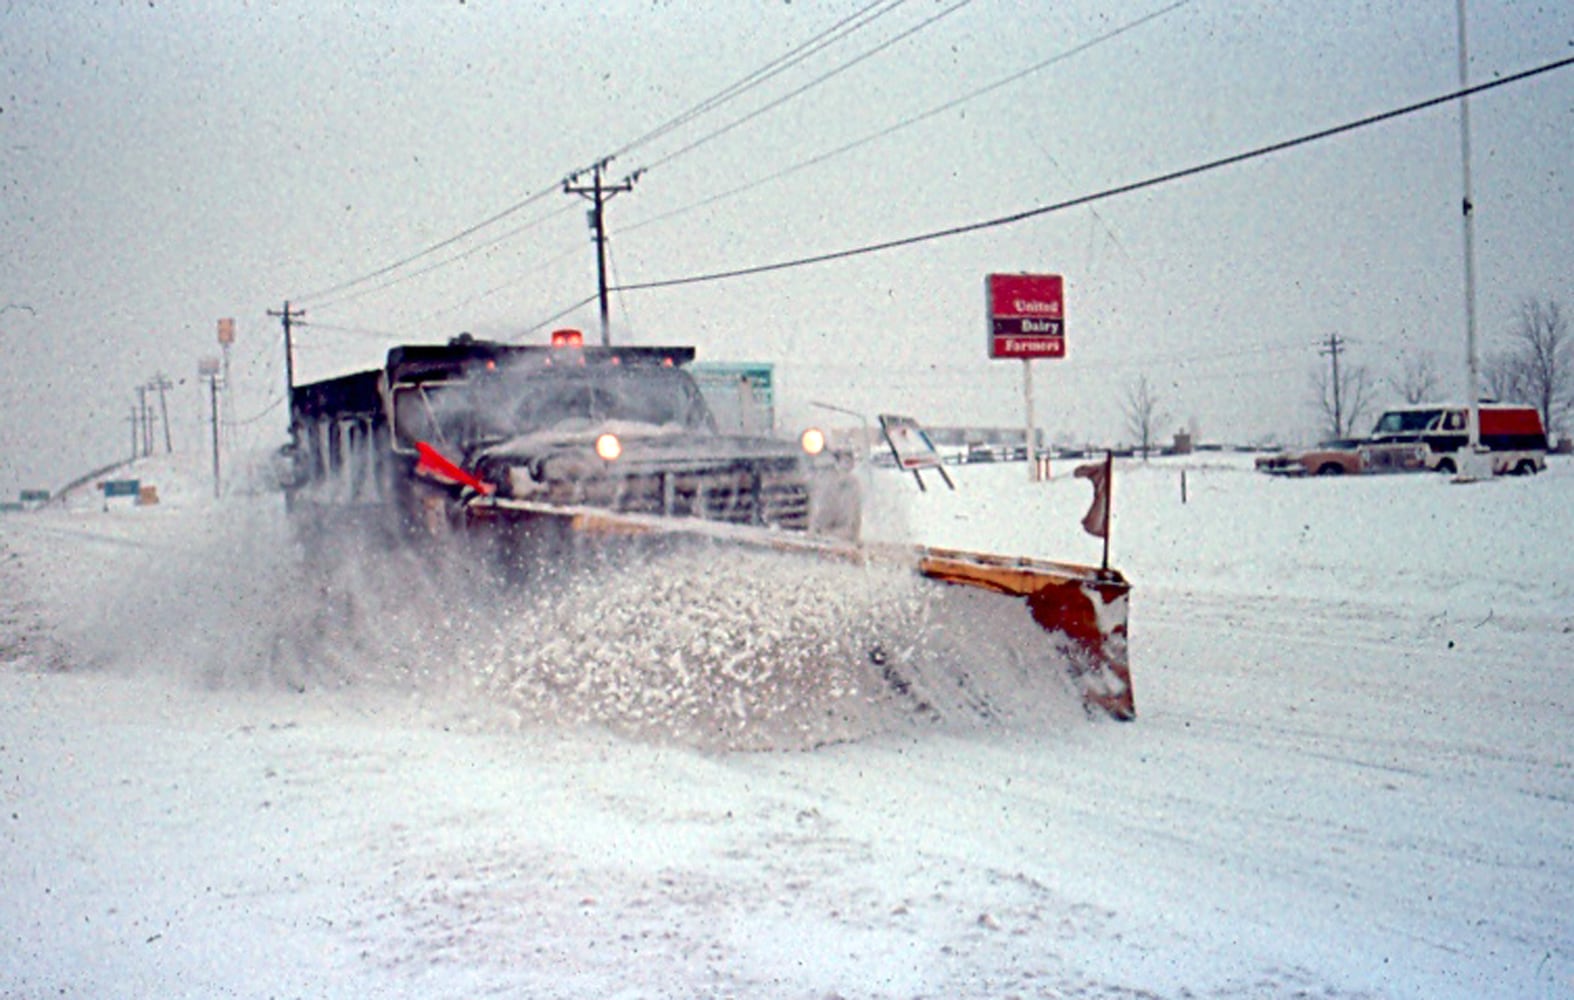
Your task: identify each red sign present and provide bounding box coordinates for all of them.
[987,273,1064,359]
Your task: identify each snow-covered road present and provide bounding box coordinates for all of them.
[3,452,1570,998]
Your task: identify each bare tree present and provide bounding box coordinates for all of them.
[1121,374,1168,460]
[1313,361,1377,439]
[1492,297,1572,437]
[1483,348,1526,406]
[1389,352,1441,405]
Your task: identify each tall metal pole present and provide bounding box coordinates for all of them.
[810,400,872,458]
[1456,0,1481,452]
[222,342,234,448]
[1023,359,1037,480]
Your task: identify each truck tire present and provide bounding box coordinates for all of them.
[1435,458,1456,475]
[1315,463,1344,476]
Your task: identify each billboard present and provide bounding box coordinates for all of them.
[987,273,1064,360]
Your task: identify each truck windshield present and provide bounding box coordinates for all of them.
[390,365,715,450]
[511,367,712,434]
[1372,409,1442,435]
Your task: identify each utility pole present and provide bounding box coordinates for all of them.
[148,372,174,453]
[128,407,139,460]
[199,358,222,498]
[563,159,640,347]
[268,301,306,403]
[209,370,221,499]
[1320,333,1347,436]
[135,384,152,457]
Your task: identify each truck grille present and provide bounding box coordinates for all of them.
[542,467,811,530]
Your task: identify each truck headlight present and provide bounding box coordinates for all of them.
[800,427,827,456]
[595,432,623,462]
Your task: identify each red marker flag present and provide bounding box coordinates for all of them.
[1074,455,1111,540]
[415,441,495,495]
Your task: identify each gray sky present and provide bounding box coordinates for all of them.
[4,0,1573,495]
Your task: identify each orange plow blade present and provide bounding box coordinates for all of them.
[915,548,1133,721]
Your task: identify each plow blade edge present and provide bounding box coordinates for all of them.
[475,498,1136,721]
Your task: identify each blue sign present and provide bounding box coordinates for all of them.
[102,479,141,498]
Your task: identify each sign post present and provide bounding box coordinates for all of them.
[199,356,222,499]
[1024,358,1035,478]
[218,318,236,446]
[987,273,1065,480]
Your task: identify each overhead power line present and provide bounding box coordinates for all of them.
[283,1,921,316]
[227,395,285,427]
[622,0,1189,238]
[411,243,588,329]
[518,293,602,338]
[307,202,579,312]
[292,186,560,305]
[608,0,911,161]
[612,53,1574,294]
[636,0,976,174]
[302,320,406,340]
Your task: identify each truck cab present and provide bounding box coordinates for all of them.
[282,333,856,538]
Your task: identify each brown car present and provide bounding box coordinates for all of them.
[1255,439,1366,476]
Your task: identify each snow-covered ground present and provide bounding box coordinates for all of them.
[2,449,1570,999]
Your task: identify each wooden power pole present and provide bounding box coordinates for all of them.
[563,160,639,347]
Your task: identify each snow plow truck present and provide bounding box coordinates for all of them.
[277,332,1134,721]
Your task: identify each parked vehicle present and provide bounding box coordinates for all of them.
[1253,438,1366,477]
[1367,403,1547,475]
[1256,403,1548,477]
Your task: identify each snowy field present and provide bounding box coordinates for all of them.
[2,449,1571,999]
